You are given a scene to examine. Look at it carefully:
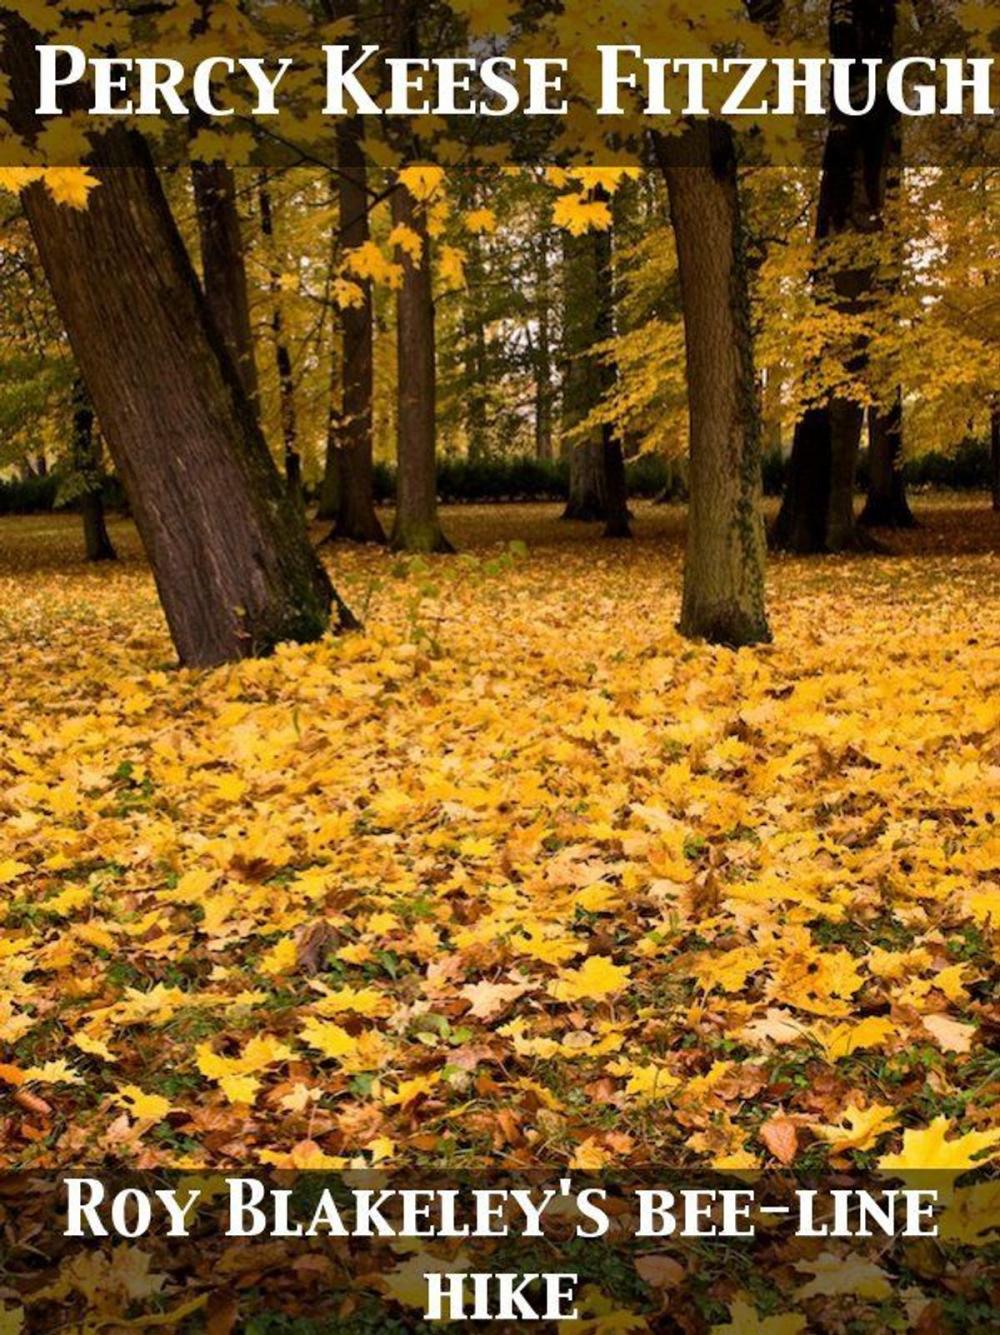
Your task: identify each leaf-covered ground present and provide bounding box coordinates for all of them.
[2,501,999,1326]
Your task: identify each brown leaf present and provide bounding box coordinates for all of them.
[759,1115,798,1165]
[636,1254,685,1289]
[205,1292,239,1335]
[922,1013,974,1054]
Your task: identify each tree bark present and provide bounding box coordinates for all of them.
[594,211,630,539]
[390,179,452,553]
[992,404,1000,512]
[654,121,771,647]
[191,160,259,411]
[257,176,304,505]
[2,10,350,665]
[72,380,117,562]
[772,0,897,552]
[533,233,554,462]
[860,394,915,527]
[463,227,490,464]
[318,0,385,543]
[322,115,385,543]
[561,229,607,522]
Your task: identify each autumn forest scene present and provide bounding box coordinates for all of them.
[0,0,999,1330]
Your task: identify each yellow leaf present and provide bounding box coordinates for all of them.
[813,1102,898,1154]
[219,1073,260,1105]
[878,1116,1000,1175]
[398,165,444,202]
[115,1084,173,1121]
[299,1017,357,1061]
[812,1016,895,1061]
[711,1297,805,1334]
[795,1252,891,1301]
[549,955,631,1002]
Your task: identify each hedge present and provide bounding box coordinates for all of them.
[0,442,992,515]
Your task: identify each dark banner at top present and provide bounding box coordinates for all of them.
[0,0,997,170]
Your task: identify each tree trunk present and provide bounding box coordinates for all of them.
[323,118,385,543]
[772,0,897,553]
[257,176,303,506]
[390,179,452,553]
[463,228,490,464]
[654,121,771,647]
[2,11,349,665]
[561,229,607,522]
[594,212,630,539]
[992,405,1000,512]
[72,380,117,562]
[319,0,385,544]
[860,395,915,527]
[534,234,554,462]
[191,159,259,410]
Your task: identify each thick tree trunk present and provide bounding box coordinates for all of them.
[257,177,304,505]
[654,121,771,647]
[860,395,915,527]
[772,0,897,553]
[991,405,1000,512]
[323,119,385,543]
[191,160,259,410]
[2,11,348,665]
[390,180,452,553]
[72,380,117,562]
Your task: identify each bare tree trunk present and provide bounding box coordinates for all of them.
[2,10,350,665]
[390,180,452,553]
[463,227,490,464]
[992,404,1000,512]
[258,176,303,505]
[323,117,385,543]
[654,121,770,647]
[594,210,630,539]
[318,0,385,543]
[72,379,117,562]
[534,233,554,462]
[191,160,259,410]
[860,394,915,527]
[772,0,897,552]
[561,229,607,522]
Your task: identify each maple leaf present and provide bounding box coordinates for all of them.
[460,978,529,1020]
[299,1017,357,1061]
[813,1102,898,1154]
[397,165,445,203]
[878,1117,1000,1176]
[382,1073,439,1108]
[552,192,612,236]
[921,1013,975,1053]
[711,1298,806,1334]
[464,207,497,234]
[811,1016,895,1061]
[548,955,631,1002]
[114,1085,173,1121]
[569,1136,612,1169]
[794,1252,891,1301]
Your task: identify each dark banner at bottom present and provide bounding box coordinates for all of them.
[2,1170,1000,1331]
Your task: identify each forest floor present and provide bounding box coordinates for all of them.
[1,497,999,1329]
